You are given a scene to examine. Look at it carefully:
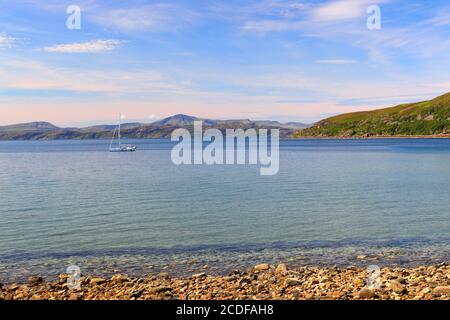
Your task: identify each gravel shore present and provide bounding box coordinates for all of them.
[1,263,449,300]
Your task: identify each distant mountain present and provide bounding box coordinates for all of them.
[295,93,450,137]
[254,120,310,130]
[0,121,59,132]
[151,114,310,129]
[284,122,311,129]
[0,115,311,140]
[152,114,216,126]
[81,123,142,132]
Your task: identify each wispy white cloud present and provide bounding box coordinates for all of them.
[0,58,185,94]
[208,0,309,18]
[239,0,388,34]
[238,0,450,64]
[242,20,304,33]
[0,33,16,48]
[311,0,385,22]
[428,81,450,90]
[89,4,197,32]
[40,39,123,53]
[421,10,450,27]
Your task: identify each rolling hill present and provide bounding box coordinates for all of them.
[0,115,310,140]
[296,93,450,137]
[0,121,59,132]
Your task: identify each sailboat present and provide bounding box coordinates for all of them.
[109,114,137,152]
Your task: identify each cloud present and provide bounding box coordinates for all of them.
[89,4,197,32]
[240,0,391,34]
[428,82,450,90]
[311,0,385,22]
[0,33,16,48]
[0,58,186,95]
[40,40,123,53]
[208,0,305,17]
[238,1,450,62]
[242,20,304,33]
[316,59,358,64]
[422,11,450,27]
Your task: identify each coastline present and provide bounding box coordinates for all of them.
[291,134,450,139]
[2,133,450,142]
[1,263,449,300]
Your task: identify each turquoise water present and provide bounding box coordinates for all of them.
[0,139,449,282]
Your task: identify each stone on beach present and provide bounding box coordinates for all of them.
[1,264,449,301]
[89,277,106,285]
[28,276,43,286]
[389,280,407,294]
[358,288,375,299]
[276,263,287,274]
[156,272,170,279]
[254,264,270,271]
[58,274,69,283]
[111,274,130,283]
[432,286,450,297]
[153,286,173,293]
[68,292,83,300]
[285,278,301,287]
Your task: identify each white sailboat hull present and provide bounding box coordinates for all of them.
[109,145,136,152]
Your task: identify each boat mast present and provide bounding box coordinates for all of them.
[118,114,121,147]
[109,126,117,150]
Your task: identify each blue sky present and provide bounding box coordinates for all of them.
[1,0,450,126]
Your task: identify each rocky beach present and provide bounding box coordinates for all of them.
[1,263,449,300]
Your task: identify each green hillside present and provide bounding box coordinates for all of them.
[296,93,450,137]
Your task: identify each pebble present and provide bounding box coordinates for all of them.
[89,278,106,285]
[111,274,130,283]
[28,276,43,286]
[358,288,375,299]
[9,284,19,291]
[285,278,301,287]
[156,272,170,280]
[68,292,83,301]
[154,286,173,293]
[432,286,450,297]
[1,264,449,300]
[389,280,407,294]
[254,264,270,271]
[276,264,287,274]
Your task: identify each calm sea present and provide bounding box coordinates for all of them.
[0,139,449,282]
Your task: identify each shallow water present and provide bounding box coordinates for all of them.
[0,139,449,282]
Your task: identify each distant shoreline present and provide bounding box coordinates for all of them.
[291,135,450,139]
[2,135,450,142]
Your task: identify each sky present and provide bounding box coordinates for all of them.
[1,0,450,127]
